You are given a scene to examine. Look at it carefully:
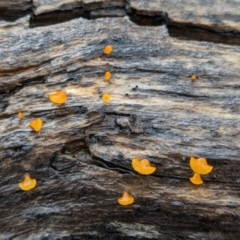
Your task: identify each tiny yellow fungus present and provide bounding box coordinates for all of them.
[191,75,197,81]
[132,158,156,175]
[103,45,113,55]
[104,71,111,82]
[190,157,213,175]
[118,192,134,206]
[18,174,37,191]
[102,94,110,105]
[189,173,203,185]
[49,91,67,104]
[18,112,24,120]
[29,118,43,132]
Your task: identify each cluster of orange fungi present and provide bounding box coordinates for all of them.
[18,91,68,190]
[189,157,213,185]
[132,158,156,175]
[102,45,113,104]
[118,158,156,206]
[16,45,213,207]
[17,46,114,192]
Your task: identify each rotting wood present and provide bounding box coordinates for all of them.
[30,0,240,31]
[0,0,32,21]
[2,0,240,31]
[0,15,30,32]
[130,0,240,30]
[0,16,240,239]
[31,0,240,44]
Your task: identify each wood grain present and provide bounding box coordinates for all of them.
[30,0,240,31]
[2,0,240,45]
[0,15,30,32]
[0,16,240,239]
[0,0,32,21]
[130,0,240,31]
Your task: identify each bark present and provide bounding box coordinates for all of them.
[0,1,240,240]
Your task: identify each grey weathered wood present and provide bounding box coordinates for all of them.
[0,0,32,21]
[2,0,240,45]
[28,0,240,44]
[0,15,30,31]
[30,0,240,31]
[130,0,240,30]
[0,10,240,240]
[32,0,125,15]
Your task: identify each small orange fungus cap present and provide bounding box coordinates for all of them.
[18,112,24,120]
[49,91,67,104]
[190,157,213,175]
[132,158,156,175]
[103,45,113,55]
[118,192,134,206]
[102,94,110,105]
[191,75,197,81]
[189,173,203,185]
[18,174,37,191]
[29,118,43,132]
[104,72,111,82]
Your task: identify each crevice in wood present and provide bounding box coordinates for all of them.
[92,156,135,175]
[126,6,167,26]
[30,7,88,27]
[1,1,240,46]
[0,0,32,22]
[1,14,240,238]
[26,3,240,46]
[168,22,240,46]
[48,150,84,172]
[2,0,240,46]
[0,76,46,97]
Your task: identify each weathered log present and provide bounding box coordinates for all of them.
[31,0,240,30]
[130,0,240,30]
[2,0,240,44]
[0,6,240,240]
[31,0,240,44]
[0,0,32,21]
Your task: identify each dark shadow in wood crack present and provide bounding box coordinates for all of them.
[28,4,240,46]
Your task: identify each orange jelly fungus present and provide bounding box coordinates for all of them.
[132,158,156,175]
[49,91,67,104]
[104,71,112,82]
[18,112,24,120]
[118,192,134,206]
[190,157,213,175]
[102,94,110,105]
[103,45,113,55]
[18,174,37,191]
[190,173,203,185]
[191,75,197,81]
[29,118,43,132]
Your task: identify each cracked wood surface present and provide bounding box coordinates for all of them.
[0,0,32,21]
[1,0,240,32]
[130,0,240,31]
[0,10,240,240]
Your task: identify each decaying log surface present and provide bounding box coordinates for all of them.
[2,0,240,30]
[0,1,240,240]
[130,0,240,30]
[0,0,32,21]
[1,0,239,44]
